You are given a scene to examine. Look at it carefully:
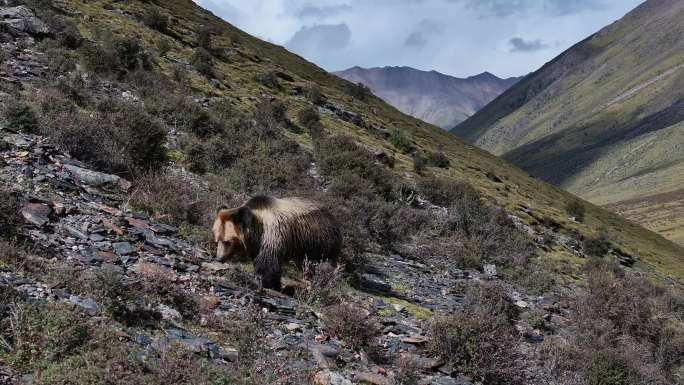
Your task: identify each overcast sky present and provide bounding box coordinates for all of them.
[195,0,643,78]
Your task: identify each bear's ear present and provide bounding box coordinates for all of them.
[217,207,239,223]
[216,205,230,215]
[234,206,253,229]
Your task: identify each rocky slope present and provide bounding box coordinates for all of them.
[451,0,684,245]
[335,66,519,129]
[0,1,683,385]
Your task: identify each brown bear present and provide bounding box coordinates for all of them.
[212,195,342,290]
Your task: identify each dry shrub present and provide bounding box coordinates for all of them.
[80,33,152,74]
[543,260,684,384]
[298,106,320,130]
[582,231,611,257]
[395,354,420,385]
[129,172,212,226]
[428,282,523,385]
[0,188,20,241]
[323,303,379,351]
[42,99,167,177]
[425,151,450,168]
[315,135,395,200]
[413,181,534,270]
[1,303,90,373]
[296,261,344,306]
[418,176,478,208]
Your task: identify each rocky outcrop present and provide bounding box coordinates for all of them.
[0,128,566,385]
[0,6,50,36]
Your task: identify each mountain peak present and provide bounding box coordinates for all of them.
[335,66,519,128]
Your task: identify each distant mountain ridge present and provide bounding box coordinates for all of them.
[452,0,684,245]
[334,66,520,129]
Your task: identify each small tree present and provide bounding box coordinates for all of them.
[298,106,320,129]
[142,7,169,33]
[303,83,324,105]
[565,199,586,222]
[191,48,214,77]
[344,82,372,101]
[389,127,413,153]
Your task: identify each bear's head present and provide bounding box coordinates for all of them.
[212,206,253,261]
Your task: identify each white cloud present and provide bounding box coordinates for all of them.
[195,0,642,78]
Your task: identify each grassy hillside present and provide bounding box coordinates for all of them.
[2,0,674,280]
[1,1,684,384]
[451,0,684,245]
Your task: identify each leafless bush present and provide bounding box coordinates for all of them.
[129,172,211,226]
[296,261,344,306]
[428,282,523,385]
[323,303,379,351]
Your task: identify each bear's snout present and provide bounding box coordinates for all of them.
[216,240,234,261]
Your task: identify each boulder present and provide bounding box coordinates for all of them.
[20,202,51,226]
[313,370,351,385]
[63,164,132,190]
[0,6,50,36]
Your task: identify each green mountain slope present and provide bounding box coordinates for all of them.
[1,1,684,383]
[26,0,681,281]
[451,0,684,245]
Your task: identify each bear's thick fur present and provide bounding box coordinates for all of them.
[213,196,342,290]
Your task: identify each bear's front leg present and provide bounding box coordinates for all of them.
[254,252,282,291]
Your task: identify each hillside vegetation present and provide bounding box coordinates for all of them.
[452,0,684,246]
[0,0,683,384]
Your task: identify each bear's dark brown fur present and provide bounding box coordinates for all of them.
[213,196,342,290]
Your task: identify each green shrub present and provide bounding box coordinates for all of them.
[412,152,427,174]
[2,99,39,133]
[0,189,20,241]
[142,6,169,33]
[315,135,395,200]
[196,25,214,51]
[255,71,281,89]
[254,98,288,129]
[191,47,214,77]
[111,35,152,72]
[585,349,640,385]
[389,127,413,153]
[583,231,611,257]
[50,17,83,50]
[303,83,324,104]
[80,34,152,74]
[344,82,372,101]
[565,199,586,222]
[298,106,320,129]
[46,101,167,176]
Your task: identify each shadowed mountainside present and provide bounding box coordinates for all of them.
[452,0,684,245]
